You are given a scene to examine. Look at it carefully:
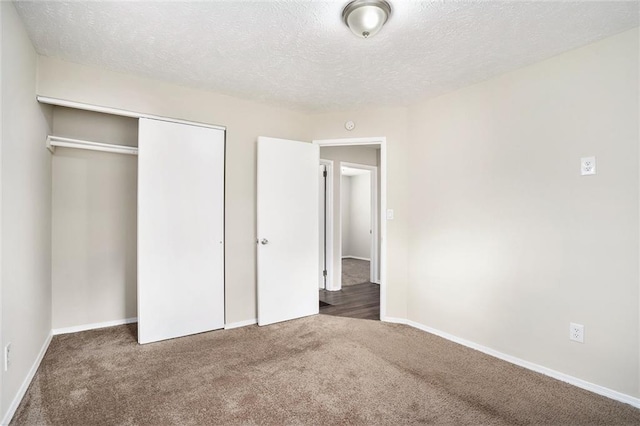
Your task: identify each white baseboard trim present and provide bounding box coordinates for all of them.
[341,256,371,261]
[393,318,640,409]
[52,317,138,336]
[224,319,257,330]
[1,332,53,426]
[381,316,408,325]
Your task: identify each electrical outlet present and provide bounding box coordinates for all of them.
[569,323,584,343]
[581,157,596,176]
[4,343,11,371]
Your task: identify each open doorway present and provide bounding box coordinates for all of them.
[340,163,379,287]
[315,139,386,321]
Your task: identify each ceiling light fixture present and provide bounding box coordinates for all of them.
[342,0,392,39]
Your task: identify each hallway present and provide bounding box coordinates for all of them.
[319,282,379,320]
[319,259,380,321]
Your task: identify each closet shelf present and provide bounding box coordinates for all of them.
[46,135,138,156]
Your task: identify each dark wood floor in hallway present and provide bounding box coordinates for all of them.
[319,282,380,320]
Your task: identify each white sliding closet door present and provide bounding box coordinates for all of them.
[138,118,225,344]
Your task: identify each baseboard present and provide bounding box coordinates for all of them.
[341,256,370,261]
[381,316,408,325]
[402,319,640,409]
[1,332,53,426]
[224,319,257,330]
[54,317,258,334]
[52,317,138,335]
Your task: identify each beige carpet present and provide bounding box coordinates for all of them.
[11,315,640,425]
[342,258,370,286]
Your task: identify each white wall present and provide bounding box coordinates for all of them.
[407,28,639,397]
[320,146,378,167]
[37,56,312,326]
[340,175,352,256]
[51,107,138,329]
[1,2,53,421]
[1,2,4,413]
[347,173,371,260]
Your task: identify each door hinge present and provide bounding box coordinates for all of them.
[323,170,327,177]
[323,270,327,277]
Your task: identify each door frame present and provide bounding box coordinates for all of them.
[312,137,387,320]
[319,159,334,291]
[340,162,379,285]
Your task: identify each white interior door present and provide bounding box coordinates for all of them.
[138,118,225,344]
[257,137,319,326]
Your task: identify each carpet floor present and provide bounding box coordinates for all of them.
[11,315,640,425]
[342,258,370,286]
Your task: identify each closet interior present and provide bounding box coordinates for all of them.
[45,100,226,344]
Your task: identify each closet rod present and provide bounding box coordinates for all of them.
[46,135,138,156]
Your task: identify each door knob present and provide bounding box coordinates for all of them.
[260,238,269,245]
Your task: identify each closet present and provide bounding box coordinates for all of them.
[42,97,225,344]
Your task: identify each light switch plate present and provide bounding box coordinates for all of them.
[581,157,596,176]
[386,209,394,220]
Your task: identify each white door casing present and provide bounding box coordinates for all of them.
[138,118,225,344]
[319,164,326,290]
[257,137,319,326]
[318,159,334,291]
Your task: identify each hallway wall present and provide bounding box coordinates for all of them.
[344,173,372,260]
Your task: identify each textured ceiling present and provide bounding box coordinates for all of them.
[13,1,640,112]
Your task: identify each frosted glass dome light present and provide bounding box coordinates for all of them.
[342,0,392,39]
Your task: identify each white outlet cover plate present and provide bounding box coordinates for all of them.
[569,322,584,343]
[386,209,394,220]
[4,343,10,371]
[581,156,596,175]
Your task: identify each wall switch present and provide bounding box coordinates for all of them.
[4,343,11,371]
[581,157,596,176]
[569,323,584,343]
[386,209,394,220]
